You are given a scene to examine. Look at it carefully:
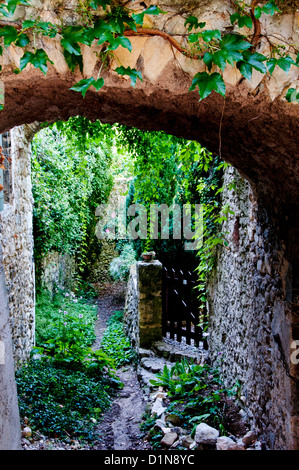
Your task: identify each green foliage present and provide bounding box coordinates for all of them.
[146,358,238,445]
[16,360,117,442]
[109,243,137,281]
[16,289,127,443]
[35,288,98,346]
[31,119,114,283]
[0,0,297,104]
[100,311,137,368]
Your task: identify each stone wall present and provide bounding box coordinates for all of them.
[207,166,296,450]
[0,125,37,368]
[124,260,163,351]
[39,251,76,295]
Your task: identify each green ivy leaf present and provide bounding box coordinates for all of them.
[201,29,221,43]
[15,32,30,47]
[266,58,277,75]
[132,5,166,26]
[220,34,251,53]
[70,77,95,97]
[285,87,299,103]
[254,6,262,19]
[184,16,206,32]
[89,0,110,10]
[0,25,18,46]
[242,51,267,73]
[20,49,53,75]
[261,1,281,15]
[106,35,132,52]
[237,60,252,81]
[70,77,104,97]
[276,55,295,73]
[63,50,83,72]
[189,71,225,99]
[188,33,200,43]
[115,66,143,87]
[203,50,227,71]
[230,13,253,29]
[93,77,105,91]
[6,0,29,15]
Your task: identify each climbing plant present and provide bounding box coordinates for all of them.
[0,0,297,106]
[31,120,114,283]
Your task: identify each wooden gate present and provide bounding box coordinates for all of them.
[162,266,208,348]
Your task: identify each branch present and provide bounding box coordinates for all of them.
[124,28,204,60]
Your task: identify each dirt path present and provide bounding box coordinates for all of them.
[93,282,151,451]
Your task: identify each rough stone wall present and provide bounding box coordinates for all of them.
[124,260,163,351]
[207,166,295,450]
[0,125,37,368]
[39,251,76,295]
[123,264,139,352]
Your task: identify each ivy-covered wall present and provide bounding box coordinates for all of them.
[207,166,297,450]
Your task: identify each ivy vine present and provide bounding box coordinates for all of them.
[0,0,297,108]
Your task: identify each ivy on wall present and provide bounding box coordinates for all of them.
[0,0,297,107]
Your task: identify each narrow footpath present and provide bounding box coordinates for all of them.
[93,282,152,451]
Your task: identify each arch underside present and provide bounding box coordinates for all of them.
[0,66,298,219]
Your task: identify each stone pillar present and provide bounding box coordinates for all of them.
[0,245,21,450]
[137,260,162,348]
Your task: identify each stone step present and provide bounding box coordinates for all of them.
[151,340,207,365]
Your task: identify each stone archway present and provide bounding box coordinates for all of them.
[0,0,298,450]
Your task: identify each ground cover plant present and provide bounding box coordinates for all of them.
[16,291,130,444]
[140,358,240,449]
[100,310,137,367]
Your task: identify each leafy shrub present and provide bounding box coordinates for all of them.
[101,311,137,367]
[16,360,119,443]
[35,288,97,347]
[109,244,137,281]
[149,358,237,439]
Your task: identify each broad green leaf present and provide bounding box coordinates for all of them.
[220,34,251,53]
[204,50,227,71]
[254,6,262,19]
[184,16,206,32]
[201,29,221,43]
[93,77,105,91]
[15,33,30,47]
[6,0,29,15]
[70,77,104,97]
[63,50,83,72]
[230,13,253,29]
[188,33,200,43]
[261,1,281,15]
[132,5,166,26]
[0,25,18,46]
[106,35,132,52]
[266,57,277,75]
[61,38,81,56]
[93,18,113,37]
[285,87,299,103]
[89,0,110,10]
[243,51,267,73]
[276,56,295,73]
[20,49,53,75]
[115,65,143,87]
[237,60,252,81]
[189,71,225,99]
[22,19,35,28]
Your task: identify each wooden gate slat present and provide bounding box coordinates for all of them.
[162,265,206,348]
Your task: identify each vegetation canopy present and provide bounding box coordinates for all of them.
[0,0,297,108]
